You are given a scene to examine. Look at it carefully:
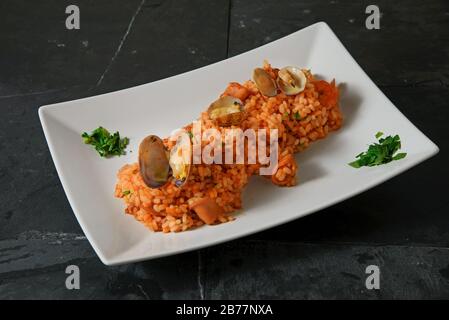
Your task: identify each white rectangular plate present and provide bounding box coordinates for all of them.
[39,22,439,265]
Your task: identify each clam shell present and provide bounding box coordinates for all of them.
[138,135,170,188]
[208,96,246,127]
[252,68,277,97]
[276,66,307,95]
[169,134,192,187]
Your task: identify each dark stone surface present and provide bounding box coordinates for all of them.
[0,0,448,299]
[95,0,230,94]
[0,232,200,299]
[0,0,145,96]
[203,241,449,299]
[228,0,449,86]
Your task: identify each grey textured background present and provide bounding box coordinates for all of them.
[0,0,448,299]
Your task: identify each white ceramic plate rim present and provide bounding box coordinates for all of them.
[39,22,439,265]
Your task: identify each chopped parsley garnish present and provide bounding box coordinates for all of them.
[294,112,301,120]
[282,111,301,121]
[82,126,129,158]
[375,131,384,139]
[349,132,407,168]
[122,190,131,196]
[188,131,194,140]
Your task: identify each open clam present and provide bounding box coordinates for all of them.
[276,66,307,95]
[208,96,246,126]
[252,68,277,97]
[169,134,192,187]
[138,135,170,188]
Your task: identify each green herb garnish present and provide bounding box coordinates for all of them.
[349,132,407,168]
[283,112,289,120]
[82,126,129,157]
[375,131,383,139]
[294,112,301,120]
[122,190,131,196]
[392,152,407,160]
[188,131,194,140]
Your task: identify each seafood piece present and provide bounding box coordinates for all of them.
[190,197,224,225]
[169,134,192,187]
[139,135,170,188]
[253,67,277,97]
[221,82,250,101]
[276,66,307,95]
[314,79,339,108]
[208,96,246,126]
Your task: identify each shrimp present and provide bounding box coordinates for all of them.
[271,151,298,187]
[221,82,250,101]
[314,79,339,109]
